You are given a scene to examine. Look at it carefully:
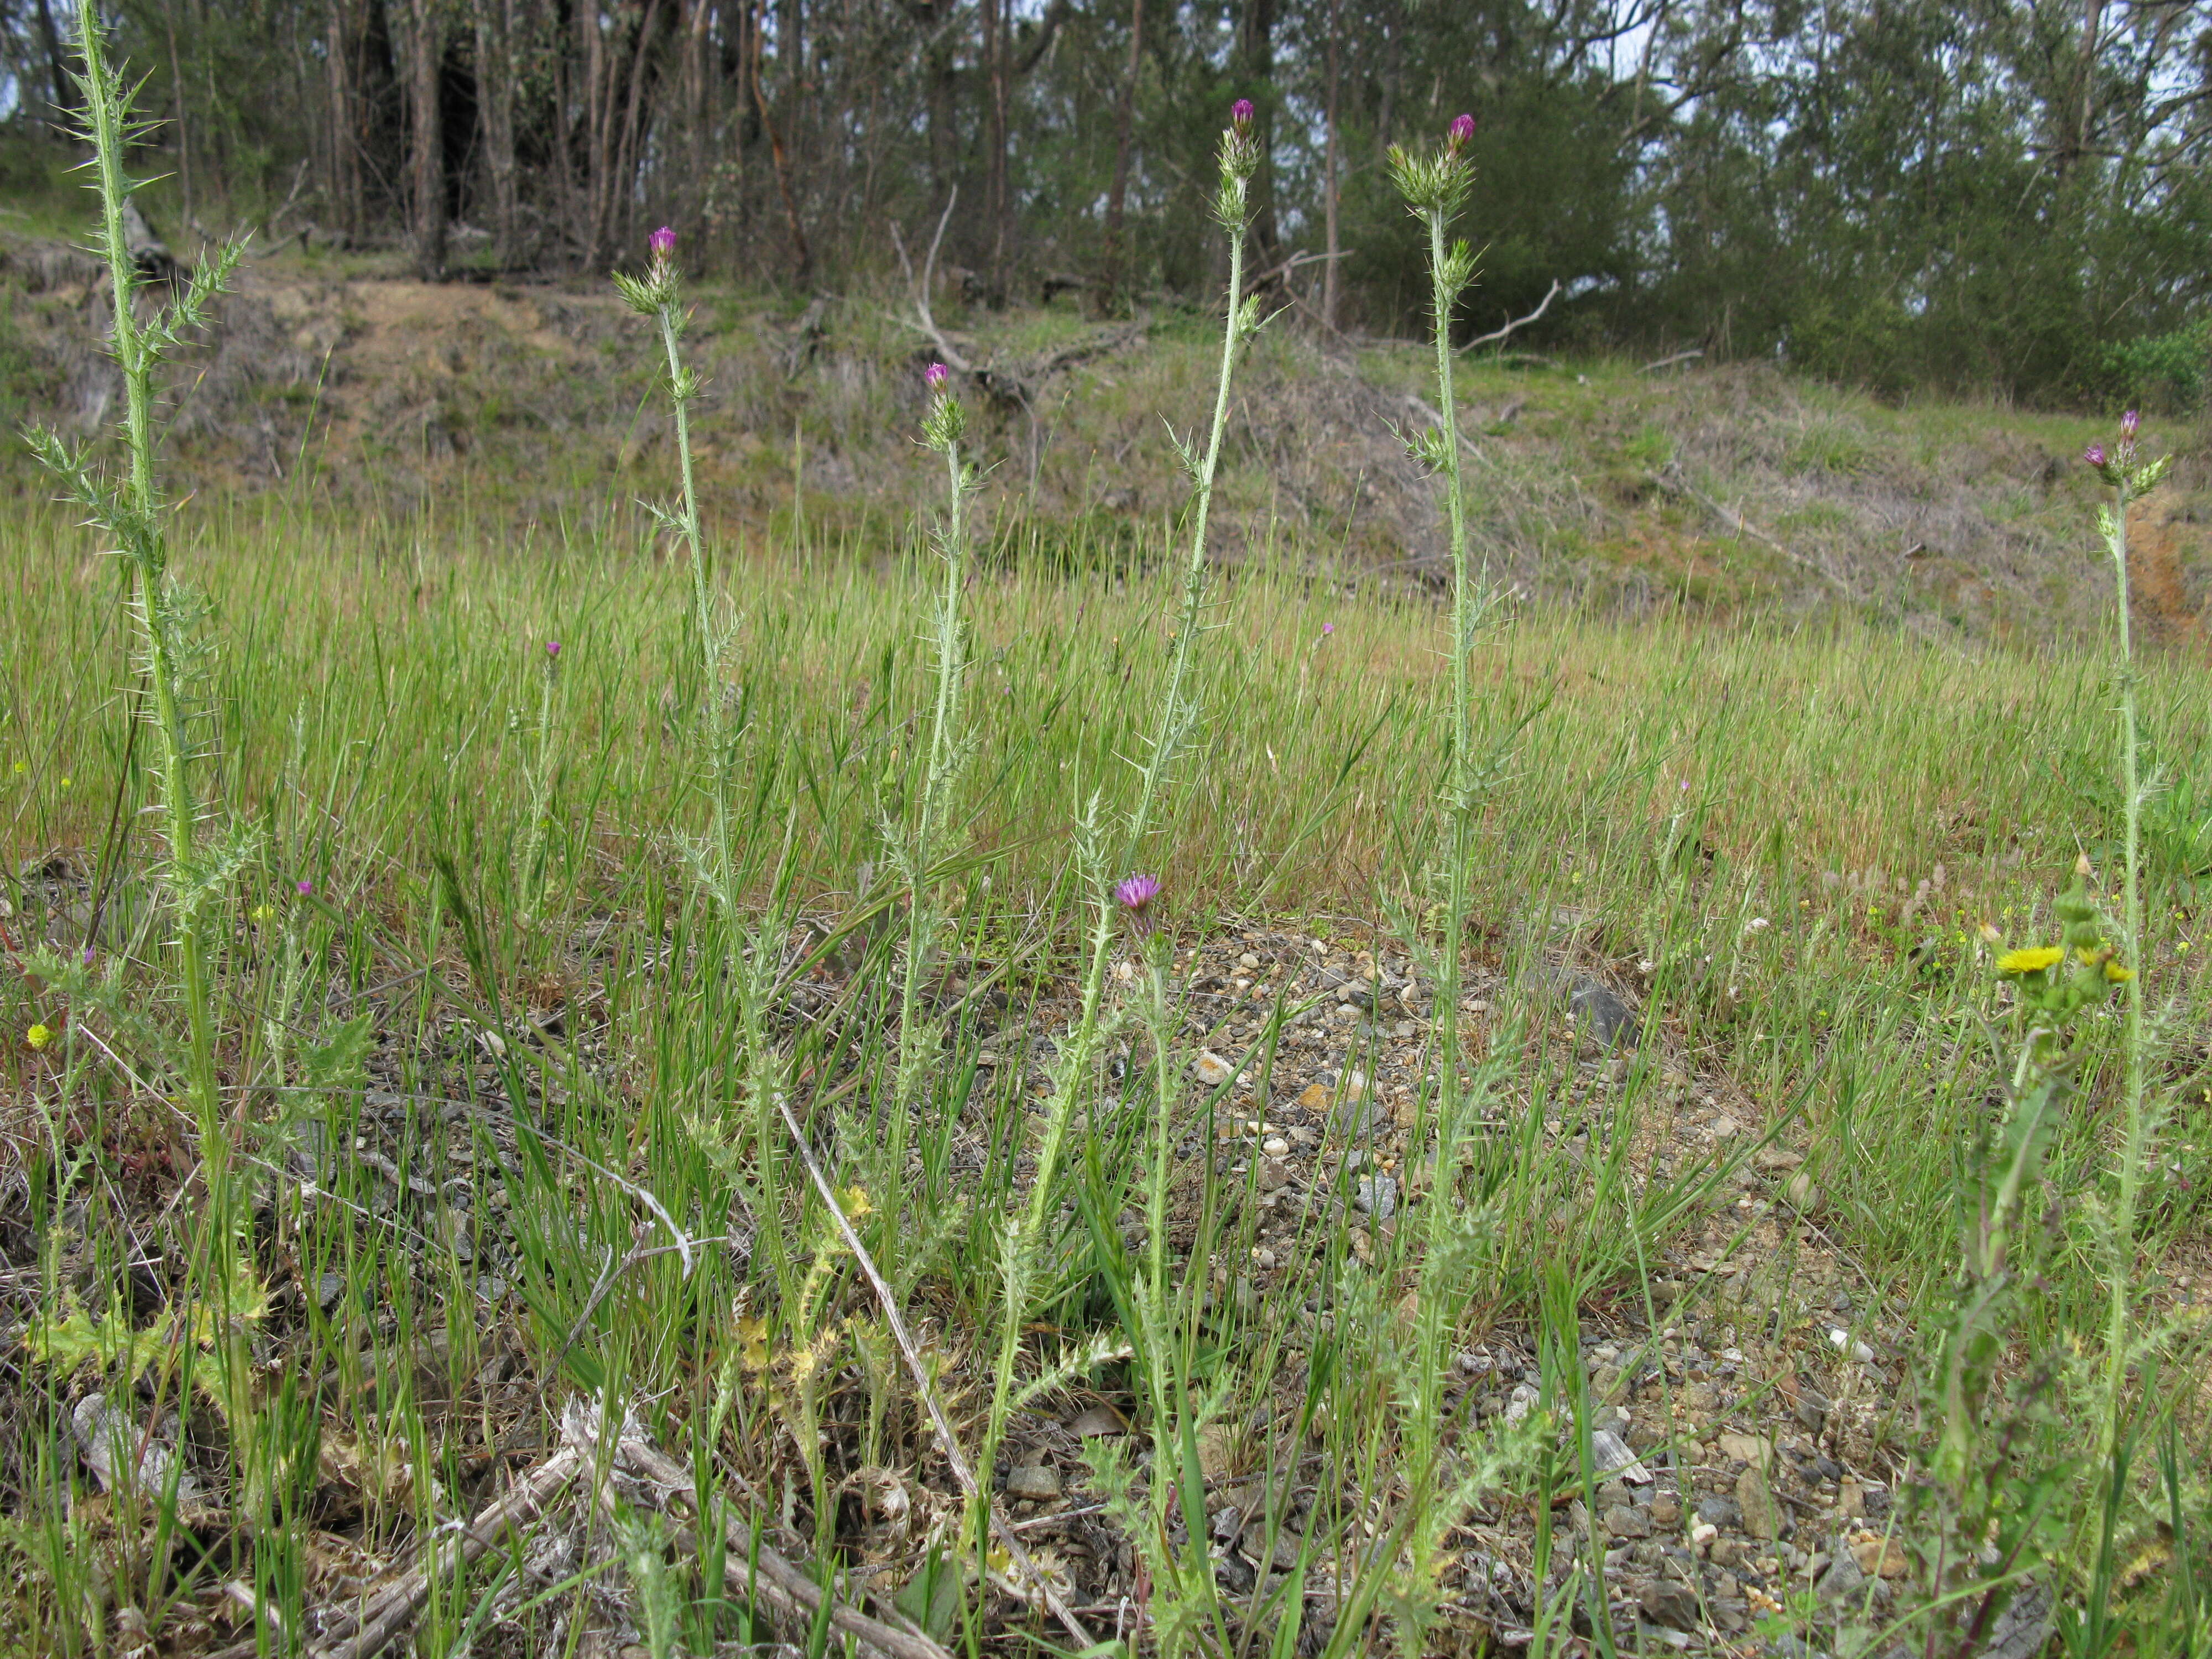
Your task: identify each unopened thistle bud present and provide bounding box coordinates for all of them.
[921,363,966,451]
[615,226,682,315]
[1230,98,1254,134]
[2120,408,2140,441]
[1448,113,1476,154]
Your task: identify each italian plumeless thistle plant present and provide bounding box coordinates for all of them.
[880,363,979,1268]
[2084,415,2169,1476]
[1120,99,1267,870]
[1387,112,1489,1465]
[28,0,244,1181]
[617,229,791,1284]
[968,103,1264,1627]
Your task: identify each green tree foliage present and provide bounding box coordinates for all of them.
[1,0,2205,404]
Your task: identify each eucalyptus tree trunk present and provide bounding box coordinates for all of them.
[406,0,446,278]
[473,0,519,265]
[326,0,361,236]
[1098,0,1143,316]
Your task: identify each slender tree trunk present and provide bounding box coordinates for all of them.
[920,0,956,202]
[981,0,1009,299]
[34,0,71,137]
[751,0,810,278]
[682,0,710,231]
[610,0,665,255]
[326,0,359,235]
[406,0,446,277]
[579,0,609,265]
[1321,0,1340,331]
[1238,0,1278,269]
[2065,0,2104,180]
[1374,0,1400,171]
[1098,0,1143,316]
[473,0,519,264]
[163,0,196,226]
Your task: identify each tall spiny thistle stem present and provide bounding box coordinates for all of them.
[618,229,790,1272]
[35,0,242,1181]
[885,364,975,1265]
[2085,416,2165,1470]
[1389,113,1483,1456]
[1121,101,1265,870]
[972,105,1263,1597]
[624,230,730,897]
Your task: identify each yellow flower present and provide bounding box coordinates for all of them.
[2105,961,2135,983]
[26,1024,53,1050]
[1996,946,2064,974]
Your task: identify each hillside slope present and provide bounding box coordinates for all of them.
[4,230,2207,644]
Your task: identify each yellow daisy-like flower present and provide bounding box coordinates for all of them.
[26,1024,53,1050]
[1996,946,2064,974]
[2104,961,2136,983]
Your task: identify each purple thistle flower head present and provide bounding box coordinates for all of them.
[649,225,677,259]
[925,362,950,393]
[1448,113,1477,152]
[1322,621,1334,636]
[1115,873,1161,937]
[546,639,562,660]
[296,878,314,897]
[2084,443,2106,469]
[82,945,95,966]
[2121,409,2141,441]
[1230,98,1255,133]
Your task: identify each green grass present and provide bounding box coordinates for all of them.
[4,58,2211,1652]
[6,484,2212,1655]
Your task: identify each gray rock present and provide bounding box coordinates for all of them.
[72,1394,199,1504]
[1976,1585,2053,1659]
[1818,1539,1869,1601]
[1592,1427,1653,1483]
[1353,1175,1398,1220]
[1005,1464,1061,1501]
[1639,1579,1702,1631]
[1605,1504,1652,1540]
[1549,969,1641,1049]
[1737,1465,1783,1540]
[1697,1495,1742,1528]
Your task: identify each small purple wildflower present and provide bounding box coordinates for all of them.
[649,225,677,259]
[82,945,95,966]
[1230,98,1255,133]
[1321,621,1334,636]
[2084,443,2106,469]
[296,878,314,897]
[1448,113,1476,152]
[546,639,562,660]
[925,362,950,393]
[2121,409,2140,441]
[1115,873,1161,937]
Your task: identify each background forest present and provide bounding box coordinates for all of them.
[2,0,2210,406]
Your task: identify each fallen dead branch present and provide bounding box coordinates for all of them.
[773,1092,1098,1653]
[1459,278,1562,356]
[302,1434,586,1658]
[1647,461,1853,597]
